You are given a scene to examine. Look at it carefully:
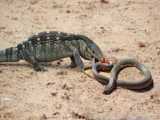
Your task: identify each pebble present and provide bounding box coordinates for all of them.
[138,42,146,48]
[100,0,109,4]
[66,10,71,13]
[51,92,57,96]
[56,71,68,75]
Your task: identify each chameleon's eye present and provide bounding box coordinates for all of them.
[92,50,95,54]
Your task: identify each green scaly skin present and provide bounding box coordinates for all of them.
[0,31,103,71]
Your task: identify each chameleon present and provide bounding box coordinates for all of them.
[0,31,103,71]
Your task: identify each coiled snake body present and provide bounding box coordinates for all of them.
[92,58,153,94]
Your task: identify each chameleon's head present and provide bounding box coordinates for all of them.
[86,43,103,61]
[79,40,103,61]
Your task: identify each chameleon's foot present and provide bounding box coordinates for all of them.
[40,62,50,67]
[74,66,84,72]
[69,63,77,68]
[33,65,47,72]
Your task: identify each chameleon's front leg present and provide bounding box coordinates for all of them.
[71,49,84,72]
[69,56,77,68]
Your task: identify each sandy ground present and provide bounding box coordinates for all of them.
[0,0,160,120]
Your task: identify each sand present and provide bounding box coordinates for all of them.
[0,0,160,120]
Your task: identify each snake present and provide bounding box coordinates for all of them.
[91,58,153,94]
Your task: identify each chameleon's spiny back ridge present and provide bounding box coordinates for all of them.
[23,31,93,47]
[26,31,68,46]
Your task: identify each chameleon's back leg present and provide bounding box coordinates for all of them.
[22,48,46,71]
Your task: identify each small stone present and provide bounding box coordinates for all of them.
[56,71,67,75]
[62,84,69,90]
[11,17,18,20]
[30,0,38,5]
[119,117,127,120]
[55,104,62,109]
[72,112,89,120]
[150,95,154,99]
[100,26,106,33]
[0,26,6,30]
[100,26,105,30]
[62,83,72,90]
[109,107,112,111]
[52,112,60,116]
[61,92,70,100]
[66,10,71,13]
[4,31,13,35]
[40,114,47,120]
[109,48,124,53]
[51,92,57,96]
[100,0,109,4]
[138,42,146,48]
[46,82,55,86]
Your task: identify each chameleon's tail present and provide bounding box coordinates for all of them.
[0,47,20,62]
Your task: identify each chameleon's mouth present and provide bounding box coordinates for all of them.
[94,57,99,62]
[93,57,117,65]
[91,53,102,62]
